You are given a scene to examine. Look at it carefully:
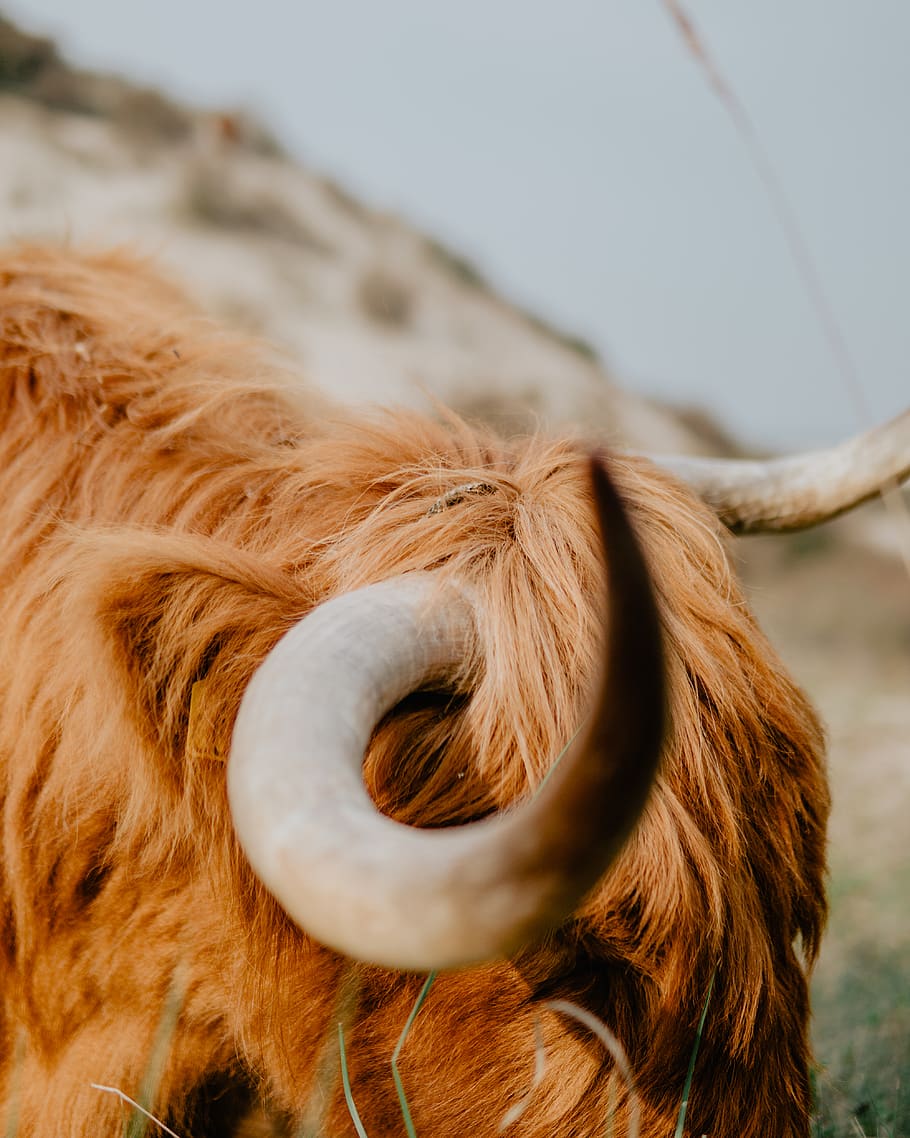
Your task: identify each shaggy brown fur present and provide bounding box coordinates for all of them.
[0,246,828,1136]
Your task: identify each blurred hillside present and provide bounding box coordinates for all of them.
[1,12,908,1134]
[0,11,728,455]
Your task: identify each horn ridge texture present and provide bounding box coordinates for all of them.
[649,407,910,532]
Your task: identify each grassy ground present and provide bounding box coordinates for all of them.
[739,509,910,1137]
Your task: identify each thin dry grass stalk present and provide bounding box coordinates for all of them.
[298,965,363,1138]
[498,1015,547,1132]
[545,1000,640,1138]
[90,1086,182,1138]
[662,0,910,579]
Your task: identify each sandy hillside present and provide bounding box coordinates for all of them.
[0,14,718,455]
[1,13,908,1133]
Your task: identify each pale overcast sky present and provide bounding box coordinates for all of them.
[7,1,909,450]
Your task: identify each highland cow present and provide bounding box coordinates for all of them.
[0,246,907,1137]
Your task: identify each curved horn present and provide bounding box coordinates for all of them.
[648,407,910,533]
[228,457,665,970]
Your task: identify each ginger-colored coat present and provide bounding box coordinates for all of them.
[0,247,828,1136]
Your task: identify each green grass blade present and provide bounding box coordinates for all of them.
[298,966,362,1138]
[124,968,186,1138]
[673,970,715,1138]
[391,971,437,1138]
[338,1022,370,1138]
